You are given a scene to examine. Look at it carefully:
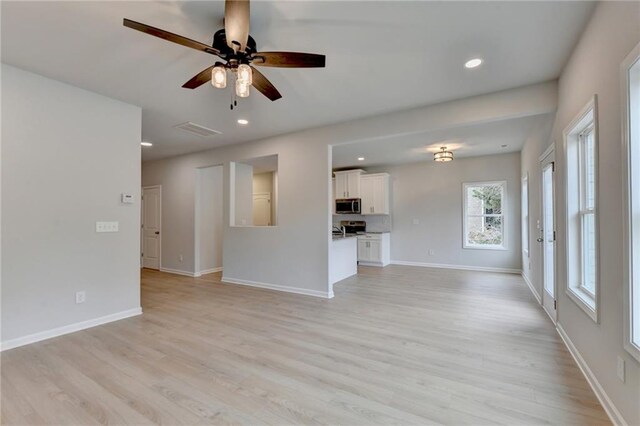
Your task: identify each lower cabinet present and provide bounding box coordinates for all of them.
[357,233,390,267]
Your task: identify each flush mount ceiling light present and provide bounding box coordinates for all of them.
[434,146,454,162]
[237,119,249,125]
[358,157,365,161]
[140,141,153,147]
[465,58,483,69]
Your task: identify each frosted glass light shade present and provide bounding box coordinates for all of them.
[211,66,227,89]
[237,64,252,85]
[236,80,250,98]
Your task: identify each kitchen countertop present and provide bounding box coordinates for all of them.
[331,233,359,240]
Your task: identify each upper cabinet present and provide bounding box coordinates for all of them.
[360,173,390,215]
[334,170,363,199]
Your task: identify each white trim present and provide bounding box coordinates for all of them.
[556,324,628,426]
[539,143,555,163]
[621,41,640,363]
[521,272,541,304]
[221,276,334,299]
[159,267,197,277]
[563,95,600,323]
[390,260,520,274]
[195,267,223,277]
[0,307,142,352]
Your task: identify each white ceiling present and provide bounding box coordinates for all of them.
[332,113,554,169]
[1,1,594,162]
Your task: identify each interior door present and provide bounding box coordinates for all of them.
[540,151,557,321]
[253,192,271,226]
[142,186,161,270]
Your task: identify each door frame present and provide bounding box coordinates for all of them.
[539,146,557,323]
[142,185,162,270]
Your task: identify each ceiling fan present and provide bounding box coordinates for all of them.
[123,0,325,104]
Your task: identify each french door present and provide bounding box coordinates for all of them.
[540,150,557,322]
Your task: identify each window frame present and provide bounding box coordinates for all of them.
[522,174,530,257]
[462,180,508,251]
[563,95,599,322]
[622,41,640,362]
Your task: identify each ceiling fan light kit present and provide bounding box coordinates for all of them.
[211,65,227,89]
[123,0,325,104]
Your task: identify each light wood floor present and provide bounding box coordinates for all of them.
[1,266,609,425]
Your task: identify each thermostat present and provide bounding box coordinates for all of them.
[121,193,134,204]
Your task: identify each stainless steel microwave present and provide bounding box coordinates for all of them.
[335,198,361,214]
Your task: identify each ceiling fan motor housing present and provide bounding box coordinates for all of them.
[212,29,257,63]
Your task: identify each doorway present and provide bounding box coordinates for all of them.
[142,185,161,270]
[540,149,556,321]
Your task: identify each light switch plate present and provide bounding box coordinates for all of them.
[96,221,119,233]
[617,356,625,382]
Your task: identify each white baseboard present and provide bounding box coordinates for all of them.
[194,267,223,277]
[160,267,197,277]
[0,307,142,352]
[221,276,334,299]
[521,272,542,304]
[390,260,521,274]
[556,324,627,426]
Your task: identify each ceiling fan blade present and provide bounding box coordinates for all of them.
[182,65,217,89]
[251,66,282,101]
[123,18,220,56]
[252,52,325,68]
[224,0,250,52]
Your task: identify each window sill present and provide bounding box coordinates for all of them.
[624,340,640,364]
[463,244,508,251]
[566,286,598,323]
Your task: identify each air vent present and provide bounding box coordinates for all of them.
[173,122,221,137]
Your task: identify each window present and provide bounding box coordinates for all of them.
[463,181,506,250]
[623,43,640,361]
[564,96,599,321]
[522,174,529,256]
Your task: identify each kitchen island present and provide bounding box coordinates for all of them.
[329,234,358,285]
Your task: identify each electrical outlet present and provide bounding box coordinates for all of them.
[617,356,625,383]
[179,254,184,263]
[75,291,86,304]
[428,249,435,256]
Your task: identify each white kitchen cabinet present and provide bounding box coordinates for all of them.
[360,173,390,215]
[334,170,363,199]
[357,233,390,267]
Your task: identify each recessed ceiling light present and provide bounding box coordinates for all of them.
[358,157,365,161]
[465,58,483,69]
[237,119,249,125]
[141,142,153,147]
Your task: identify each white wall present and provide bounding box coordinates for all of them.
[195,166,223,274]
[1,64,142,347]
[142,81,557,298]
[369,153,522,272]
[231,162,254,227]
[540,2,640,424]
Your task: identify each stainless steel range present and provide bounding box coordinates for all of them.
[340,220,366,234]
